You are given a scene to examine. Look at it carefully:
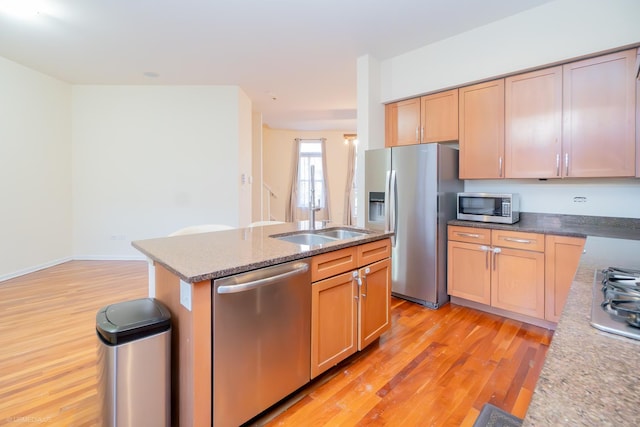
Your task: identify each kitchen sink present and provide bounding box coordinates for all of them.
[314,229,369,239]
[273,233,337,246]
[270,227,371,246]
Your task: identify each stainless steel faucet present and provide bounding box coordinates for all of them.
[309,165,321,230]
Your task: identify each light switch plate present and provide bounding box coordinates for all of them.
[180,280,192,311]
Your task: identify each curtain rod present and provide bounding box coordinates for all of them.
[295,138,326,142]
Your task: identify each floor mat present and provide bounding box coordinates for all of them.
[472,403,523,427]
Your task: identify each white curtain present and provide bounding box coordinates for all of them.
[343,141,356,225]
[287,138,331,223]
[286,139,301,222]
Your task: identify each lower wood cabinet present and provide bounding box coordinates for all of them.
[311,239,391,378]
[544,235,585,322]
[448,225,584,325]
[491,244,545,319]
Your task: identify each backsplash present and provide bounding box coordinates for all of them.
[464,178,640,219]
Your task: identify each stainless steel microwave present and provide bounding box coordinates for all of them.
[456,193,520,224]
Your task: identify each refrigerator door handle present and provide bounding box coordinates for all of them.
[389,170,397,247]
[384,170,391,232]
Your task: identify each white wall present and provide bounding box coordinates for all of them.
[358,0,640,219]
[251,112,264,222]
[237,88,253,227]
[0,56,72,280]
[262,128,351,224]
[465,179,640,217]
[379,0,640,103]
[72,85,250,259]
[355,55,384,226]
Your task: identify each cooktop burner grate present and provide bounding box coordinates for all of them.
[591,267,640,340]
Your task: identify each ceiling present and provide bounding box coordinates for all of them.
[0,0,553,131]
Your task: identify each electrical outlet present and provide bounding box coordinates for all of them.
[180,280,192,311]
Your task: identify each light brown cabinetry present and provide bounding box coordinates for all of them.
[448,225,585,325]
[459,79,505,179]
[385,89,458,147]
[490,230,545,319]
[311,239,391,378]
[447,227,491,304]
[448,227,545,319]
[385,98,421,147]
[544,235,585,322]
[562,49,636,177]
[636,48,639,178]
[420,89,459,143]
[505,67,563,178]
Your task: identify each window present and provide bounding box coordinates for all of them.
[297,140,325,208]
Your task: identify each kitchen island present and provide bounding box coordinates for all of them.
[132,222,393,427]
[449,213,640,425]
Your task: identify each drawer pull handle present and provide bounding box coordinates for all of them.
[456,232,481,238]
[504,237,533,244]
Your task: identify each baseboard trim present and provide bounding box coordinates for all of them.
[72,255,147,261]
[0,257,72,283]
[450,296,557,330]
[1,255,147,282]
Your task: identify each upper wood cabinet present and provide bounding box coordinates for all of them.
[385,98,421,146]
[505,66,563,178]
[459,79,505,179]
[421,89,458,143]
[385,89,458,147]
[562,49,636,177]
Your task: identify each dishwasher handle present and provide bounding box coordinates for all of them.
[217,262,309,294]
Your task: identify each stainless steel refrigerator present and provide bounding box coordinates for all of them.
[365,144,462,308]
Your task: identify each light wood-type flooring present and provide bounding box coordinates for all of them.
[0,260,553,426]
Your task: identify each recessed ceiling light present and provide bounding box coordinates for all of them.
[143,72,160,78]
[0,0,44,20]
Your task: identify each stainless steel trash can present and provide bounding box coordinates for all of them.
[96,298,171,427]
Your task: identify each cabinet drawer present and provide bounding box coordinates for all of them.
[311,247,358,282]
[448,226,491,245]
[492,230,544,252]
[357,239,391,267]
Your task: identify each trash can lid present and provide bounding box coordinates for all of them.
[96,298,171,345]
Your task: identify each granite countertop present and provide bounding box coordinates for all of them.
[449,213,640,425]
[132,222,393,283]
[523,236,640,426]
[448,212,640,240]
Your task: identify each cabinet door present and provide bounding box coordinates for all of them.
[358,258,391,350]
[636,48,639,178]
[563,49,636,177]
[491,247,545,319]
[447,241,491,304]
[385,98,421,147]
[544,235,585,322]
[421,89,458,143]
[459,79,505,179]
[311,271,358,378]
[505,67,563,178]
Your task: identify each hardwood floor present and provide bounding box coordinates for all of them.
[0,261,553,426]
[0,261,148,426]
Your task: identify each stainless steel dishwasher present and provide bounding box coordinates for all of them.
[212,259,311,427]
